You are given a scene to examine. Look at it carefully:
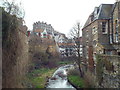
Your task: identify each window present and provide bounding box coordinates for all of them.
[110,34,113,44]
[38,33,41,37]
[86,34,89,37]
[106,51,112,55]
[86,41,88,44]
[102,22,107,33]
[43,33,46,38]
[115,33,118,43]
[93,27,96,33]
[93,40,97,46]
[92,26,98,35]
[115,20,119,42]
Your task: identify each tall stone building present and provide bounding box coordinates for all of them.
[82,1,120,72]
[110,1,120,55]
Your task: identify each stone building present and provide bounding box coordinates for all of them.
[33,21,54,35]
[82,1,120,71]
[33,21,65,41]
[110,1,120,55]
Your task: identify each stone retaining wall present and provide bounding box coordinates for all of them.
[96,55,120,88]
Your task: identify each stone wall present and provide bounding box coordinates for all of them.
[95,54,120,88]
[2,10,28,88]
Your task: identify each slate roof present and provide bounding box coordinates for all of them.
[111,1,120,14]
[97,4,113,19]
[83,4,113,28]
[83,13,93,29]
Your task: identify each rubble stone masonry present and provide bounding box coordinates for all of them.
[96,55,120,88]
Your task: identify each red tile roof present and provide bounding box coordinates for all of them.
[34,29,44,33]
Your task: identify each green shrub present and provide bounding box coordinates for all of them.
[68,75,85,88]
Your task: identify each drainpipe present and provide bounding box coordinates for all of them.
[108,19,110,44]
[117,1,120,54]
[111,14,114,44]
[118,1,120,43]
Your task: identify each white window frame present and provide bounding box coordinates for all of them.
[102,22,107,34]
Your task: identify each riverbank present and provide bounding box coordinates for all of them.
[25,60,74,88]
[26,68,57,88]
[67,68,86,88]
[68,75,85,88]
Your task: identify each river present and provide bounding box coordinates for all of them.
[46,65,76,89]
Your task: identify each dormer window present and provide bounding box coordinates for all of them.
[94,7,99,19]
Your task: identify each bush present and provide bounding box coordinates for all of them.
[84,70,96,88]
[68,68,80,76]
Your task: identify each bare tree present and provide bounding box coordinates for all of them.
[3,0,25,18]
[69,22,83,77]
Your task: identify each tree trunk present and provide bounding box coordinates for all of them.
[77,47,83,77]
[77,59,83,77]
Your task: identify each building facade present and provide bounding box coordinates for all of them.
[58,39,76,58]
[33,21,54,35]
[82,1,120,72]
[110,1,120,55]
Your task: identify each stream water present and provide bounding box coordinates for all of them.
[46,65,76,89]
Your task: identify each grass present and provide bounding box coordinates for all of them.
[57,61,73,65]
[68,75,85,88]
[26,68,56,88]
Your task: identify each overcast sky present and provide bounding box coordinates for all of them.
[2,0,115,35]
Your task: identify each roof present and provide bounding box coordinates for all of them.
[33,29,44,33]
[101,43,115,50]
[58,42,76,48]
[83,12,94,28]
[53,30,63,36]
[111,1,120,14]
[97,4,113,19]
[83,4,113,29]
